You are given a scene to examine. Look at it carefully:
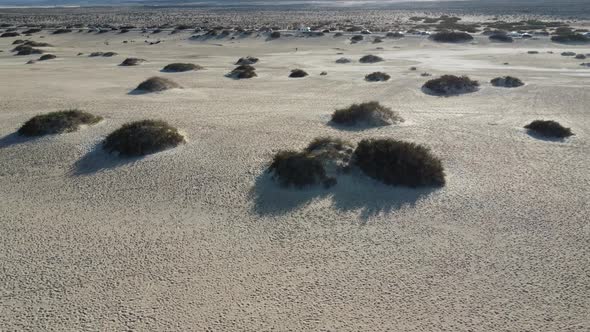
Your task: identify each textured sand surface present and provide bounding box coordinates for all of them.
[1,31,589,331]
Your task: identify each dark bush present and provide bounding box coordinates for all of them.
[89,51,117,57]
[365,72,391,82]
[1,32,20,37]
[289,69,308,78]
[268,150,331,188]
[334,32,343,37]
[373,37,383,43]
[491,76,524,88]
[162,63,203,72]
[18,110,102,137]
[350,35,364,42]
[331,101,402,127]
[489,34,513,42]
[23,28,42,34]
[52,28,72,34]
[39,54,56,61]
[270,31,281,38]
[430,31,473,42]
[103,52,117,57]
[353,138,445,187]
[12,39,25,44]
[423,75,479,95]
[228,64,257,79]
[14,46,43,55]
[103,120,185,156]
[524,120,573,138]
[551,34,589,43]
[359,54,383,63]
[120,57,146,66]
[21,40,51,47]
[386,32,404,38]
[135,76,181,92]
[575,54,587,59]
[561,51,576,56]
[335,57,352,64]
[235,56,259,65]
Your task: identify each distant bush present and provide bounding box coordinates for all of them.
[350,35,364,42]
[162,63,203,72]
[561,51,576,56]
[270,31,281,38]
[527,50,539,54]
[386,32,404,38]
[103,52,117,57]
[14,46,43,55]
[135,76,181,92]
[575,54,587,59]
[335,57,352,64]
[359,54,383,63]
[331,101,402,127]
[235,56,259,65]
[22,28,42,34]
[39,54,56,61]
[430,31,473,42]
[373,37,383,43]
[52,28,72,34]
[228,64,257,79]
[353,138,445,187]
[491,76,524,88]
[89,51,117,57]
[18,109,102,137]
[423,75,479,95]
[524,120,573,138]
[12,39,25,44]
[120,57,146,66]
[334,32,343,37]
[103,120,185,156]
[551,34,589,43]
[0,32,20,37]
[365,72,391,82]
[289,69,308,78]
[489,33,513,42]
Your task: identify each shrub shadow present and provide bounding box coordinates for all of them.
[71,143,140,175]
[250,170,438,220]
[327,120,393,132]
[525,130,571,142]
[0,132,38,149]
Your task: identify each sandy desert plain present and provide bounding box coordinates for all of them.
[0,8,589,331]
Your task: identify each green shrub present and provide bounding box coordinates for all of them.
[365,72,391,82]
[162,63,203,72]
[423,75,479,95]
[430,31,473,42]
[135,76,181,92]
[331,101,402,127]
[491,76,524,88]
[103,120,185,156]
[353,138,445,187]
[18,110,102,137]
[524,120,573,138]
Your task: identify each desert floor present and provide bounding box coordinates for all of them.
[1,31,589,331]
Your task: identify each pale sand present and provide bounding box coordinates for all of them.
[1,31,589,331]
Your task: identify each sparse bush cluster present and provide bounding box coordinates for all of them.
[524,120,573,138]
[162,63,203,72]
[18,110,102,136]
[104,120,185,156]
[331,101,403,127]
[423,75,479,95]
[491,76,524,88]
[268,136,445,188]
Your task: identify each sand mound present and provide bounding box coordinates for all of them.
[103,120,185,156]
[491,76,524,88]
[524,120,573,138]
[354,138,445,187]
[423,75,479,95]
[18,110,102,137]
[162,63,203,72]
[365,72,391,82]
[331,101,402,127]
[135,77,181,93]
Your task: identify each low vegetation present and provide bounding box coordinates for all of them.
[423,75,479,95]
[491,76,524,88]
[14,46,43,55]
[1,32,20,37]
[236,56,259,65]
[353,138,445,187]
[524,120,573,138]
[268,150,331,188]
[430,31,473,42]
[39,54,56,61]
[331,101,402,127]
[18,110,102,137]
[551,34,589,44]
[386,32,404,38]
[52,28,72,34]
[359,54,383,63]
[489,33,513,42]
[335,57,352,64]
[103,120,185,156]
[120,57,146,66]
[135,77,181,92]
[162,63,203,72]
[365,72,391,82]
[289,69,308,78]
[228,64,257,79]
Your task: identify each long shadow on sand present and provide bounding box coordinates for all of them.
[71,143,140,176]
[0,132,38,149]
[525,130,572,142]
[250,170,438,220]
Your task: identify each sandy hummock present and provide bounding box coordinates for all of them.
[0,29,589,331]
